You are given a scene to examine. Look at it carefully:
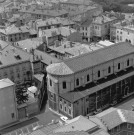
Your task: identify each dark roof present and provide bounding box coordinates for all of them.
[64,42,134,73]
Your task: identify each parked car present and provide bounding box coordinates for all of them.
[60,116,68,122]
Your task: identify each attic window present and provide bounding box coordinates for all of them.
[14,54,21,60]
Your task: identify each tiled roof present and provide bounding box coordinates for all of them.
[30,122,61,135]
[0,44,32,68]
[34,74,44,82]
[20,9,68,17]
[93,15,116,24]
[47,42,134,75]
[34,49,61,65]
[0,78,14,89]
[50,131,89,135]
[54,115,98,133]
[60,0,93,6]
[42,27,76,38]
[0,25,30,35]
[46,62,73,75]
[0,40,9,50]
[96,108,134,130]
[16,38,42,52]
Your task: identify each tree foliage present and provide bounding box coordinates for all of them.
[16,87,29,105]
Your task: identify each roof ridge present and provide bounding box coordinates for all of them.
[117,109,126,123]
[64,42,131,64]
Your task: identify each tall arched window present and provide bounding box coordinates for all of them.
[108,66,111,73]
[76,78,79,86]
[127,59,130,66]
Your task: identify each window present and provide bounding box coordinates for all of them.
[117,35,119,41]
[127,59,130,66]
[76,78,79,86]
[64,106,67,112]
[11,113,15,118]
[120,31,122,34]
[87,74,90,82]
[95,26,97,29]
[50,79,52,86]
[108,66,111,74]
[117,125,120,131]
[68,103,71,107]
[117,31,119,33]
[120,36,122,41]
[118,63,120,70]
[60,104,63,110]
[98,70,100,78]
[127,123,131,129]
[68,109,71,115]
[128,32,129,35]
[63,81,66,89]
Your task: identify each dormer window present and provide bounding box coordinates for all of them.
[63,81,66,89]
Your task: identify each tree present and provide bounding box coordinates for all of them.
[16,87,28,105]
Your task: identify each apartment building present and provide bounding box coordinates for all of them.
[110,20,134,45]
[0,78,18,128]
[80,18,92,42]
[0,25,30,42]
[0,43,32,86]
[33,17,75,31]
[91,14,118,41]
[46,42,134,118]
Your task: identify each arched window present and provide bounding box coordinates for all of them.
[126,39,128,42]
[98,70,100,78]
[118,63,120,70]
[76,78,79,86]
[127,59,129,66]
[63,81,66,89]
[108,66,111,73]
[129,40,131,43]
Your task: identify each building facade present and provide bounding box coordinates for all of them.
[110,20,134,45]
[0,44,32,86]
[0,78,18,128]
[46,42,134,118]
[0,25,30,42]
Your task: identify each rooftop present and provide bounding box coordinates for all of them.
[36,17,75,28]
[47,42,134,75]
[54,115,98,133]
[0,24,30,35]
[0,78,14,89]
[20,9,68,17]
[93,15,116,24]
[48,41,91,57]
[42,27,76,38]
[96,107,134,130]
[34,49,61,65]
[0,44,32,68]
[16,38,43,52]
